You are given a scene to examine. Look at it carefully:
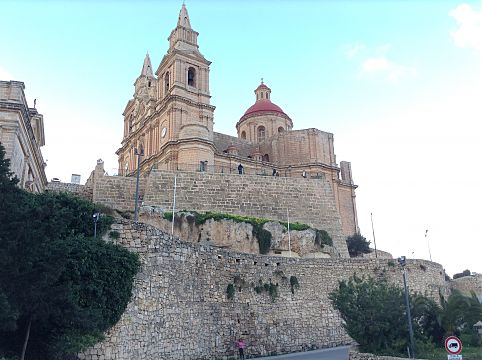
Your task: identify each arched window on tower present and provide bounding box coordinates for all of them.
[266,92,269,100]
[165,72,170,94]
[257,126,266,143]
[188,67,196,87]
[241,131,246,139]
[262,154,269,162]
[129,116,134,133]
[278,126,284,133]
[261,92,264,99]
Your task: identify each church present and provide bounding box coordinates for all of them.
[116,4,359,237]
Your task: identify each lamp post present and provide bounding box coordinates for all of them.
[398,256,416,359]
[134,147,144,222]
[93,212,100,239]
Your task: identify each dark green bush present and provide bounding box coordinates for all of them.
[226,284,235,300]
[315,229,332,247]
[346,233,371,257]
[290,276,300,294]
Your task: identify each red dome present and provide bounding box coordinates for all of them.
[243,100,286,117]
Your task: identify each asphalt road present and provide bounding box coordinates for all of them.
[252,345,351,360]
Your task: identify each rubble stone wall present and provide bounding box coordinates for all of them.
[46,181,92,200]
[79,221,447,360]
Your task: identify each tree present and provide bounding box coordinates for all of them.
[329,275,448,356]
[440,290,482,344]
[453,269,471,279]
[0,142,140,359]
[346,233,371,257]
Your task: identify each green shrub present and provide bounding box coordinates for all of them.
[268,283,279,301]
[290,276,300,294]
[162,211,173,221]
[280,221,310,231]
[226,284,235,300]
[453,269,471,279]
[109,230,120,239]
[346,233,371,257]
[315,229,332,247]
[253,224,272,254]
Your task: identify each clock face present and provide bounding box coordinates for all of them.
[161,127,167,138]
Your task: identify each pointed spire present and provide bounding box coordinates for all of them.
[177,3,192,29]
[141,52,154,78]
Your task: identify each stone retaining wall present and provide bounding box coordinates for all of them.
[46,181,92,200]
[79,221,447,360]
[141,170,349,257]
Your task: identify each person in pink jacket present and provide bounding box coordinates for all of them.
[236,338,246,360]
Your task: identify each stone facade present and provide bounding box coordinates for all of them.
[0,80,47,192]
[115,4,358,237]
[79,221,447,360]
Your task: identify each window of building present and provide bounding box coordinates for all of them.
[257,126,266,143]
[266,92,269,99]
[129,116,134,132]
[165,72,170,93]
[262,154,269,162]
[278,126,284,133]
[188,67,196,87]
[261,92,264,99]
[241,131,246,139]
[148,81,151,88]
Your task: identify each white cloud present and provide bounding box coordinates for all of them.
[360,57,416,82]
[344,43,366,58]
[449,3,481,50]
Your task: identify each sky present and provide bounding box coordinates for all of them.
[1,0,480,277]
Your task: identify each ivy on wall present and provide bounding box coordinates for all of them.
[226,271,301,302]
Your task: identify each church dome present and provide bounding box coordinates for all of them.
[243,100,285,117]
[239,81,290,121]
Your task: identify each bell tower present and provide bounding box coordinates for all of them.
[155,4,215,168]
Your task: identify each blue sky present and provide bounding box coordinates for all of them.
[1,0,480,276]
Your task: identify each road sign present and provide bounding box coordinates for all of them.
[447,355,462,360]
[445,336,462,355]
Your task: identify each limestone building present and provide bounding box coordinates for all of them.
[116,4,358,236]
[0,80,47,192]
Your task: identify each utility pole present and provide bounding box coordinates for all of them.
[425,229,432,261]
[134,147,144,222]
[398,256,416,359]
[370,212,378,258]
[287,208,291,257]
[171,174,177,235]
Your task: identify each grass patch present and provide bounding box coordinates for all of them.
[419,346,482,360]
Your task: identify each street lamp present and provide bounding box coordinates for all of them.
[93,212,100,239]
[398,256,416,359]
[134,147,144,222]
